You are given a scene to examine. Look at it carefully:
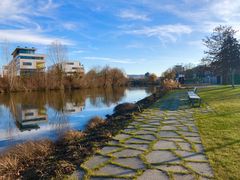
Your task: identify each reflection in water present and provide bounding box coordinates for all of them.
[0,87,152,151]
[15,105,48,132]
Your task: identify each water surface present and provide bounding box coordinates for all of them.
[0,87,153,151]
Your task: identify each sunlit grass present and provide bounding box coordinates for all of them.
[195,86,240,180]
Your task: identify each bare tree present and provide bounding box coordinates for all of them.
[1,39,16,91]
[47,40,68,90]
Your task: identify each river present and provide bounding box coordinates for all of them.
[0,87,154,151]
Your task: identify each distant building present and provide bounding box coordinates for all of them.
[173,65,185,84]
[1,65,9,77]
[173,65,184,74]
[6,47,45,76]
[184,65,219,84]
[49,61,84,77]
[127,74,145,79]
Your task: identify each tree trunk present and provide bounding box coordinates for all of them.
[231,69,235,88]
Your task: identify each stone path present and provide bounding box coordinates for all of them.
[79,91,214,180]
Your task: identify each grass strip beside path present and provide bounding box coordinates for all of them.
[195,86,240,180]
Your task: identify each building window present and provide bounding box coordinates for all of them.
[19,49,35,54]
[25,112,34,116]
[67,62,74,65]
[19,56,44,60]
[72,67,80,70]
[23,62,32,66]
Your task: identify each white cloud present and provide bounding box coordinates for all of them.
[83,56,137,64]
[73,50,85,54]
[38,0,60,12]
[0,0,73,45]
[62,23,78,31]
[134,0,240,33]
[124,24,192,42]
[0,29,73,45]
[210,0,240,21]
[119,9,150,21]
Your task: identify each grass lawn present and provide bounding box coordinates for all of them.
[195,86,240,180]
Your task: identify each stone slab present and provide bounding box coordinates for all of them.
[83,155,109,169]
[125,143,149,151]
[112,148,142,158]
[146,150,180,164]
[153,140,177,150]
[94,164,135,176]
[114,157,145,169]
[137,169,169,180]
[173,174,195,180]
[159,131,180,137]
[186,162,214,177]
[155,164,189,173]
[175,150,207,161]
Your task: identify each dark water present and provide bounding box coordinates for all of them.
[0,87,154,151]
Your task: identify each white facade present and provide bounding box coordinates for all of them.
[1,66,8,77]
[61,61,84,75]
[49,61,84,76]
[7,47,45,76]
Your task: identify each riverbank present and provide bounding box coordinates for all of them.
[0,89,167,179]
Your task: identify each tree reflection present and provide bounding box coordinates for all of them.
[0,87,127,133]
[88,87,126,107]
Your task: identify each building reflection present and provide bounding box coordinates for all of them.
[0,87,130,133]
[63,102,85,114]
[15,105,48,132]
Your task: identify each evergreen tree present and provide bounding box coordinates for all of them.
[203,25,240,87]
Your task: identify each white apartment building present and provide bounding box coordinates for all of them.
[7,47,46,76]
[1,65,8,77]
[49,61,84,76]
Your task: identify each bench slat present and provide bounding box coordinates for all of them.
[188,91,200,99]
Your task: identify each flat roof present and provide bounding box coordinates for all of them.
[11,47,37,55]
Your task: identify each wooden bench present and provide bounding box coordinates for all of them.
[188,87,201,107]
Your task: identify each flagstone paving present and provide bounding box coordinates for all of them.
[79,91,214,180]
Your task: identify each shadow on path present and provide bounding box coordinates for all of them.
[154,90,190,111]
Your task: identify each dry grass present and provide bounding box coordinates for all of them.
[0,140,53,179]
[86,116,105,131]
[60,130,85,141]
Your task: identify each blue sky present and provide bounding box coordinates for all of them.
[1,0,240,75]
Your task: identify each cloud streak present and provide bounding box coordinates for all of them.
[0,29,73,45]
[119,9,150,21]
[83,56,137,64]
[123,24,192,42]
[0,0,73,45]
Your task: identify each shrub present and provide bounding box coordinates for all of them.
[86,116,105,130]
[55,160,76,177]
[0,140,53,179]
[60,130,85,142]
[162,79,180,90]
[114,103,139,114]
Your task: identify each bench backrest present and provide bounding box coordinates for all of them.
[193,87,197,93]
